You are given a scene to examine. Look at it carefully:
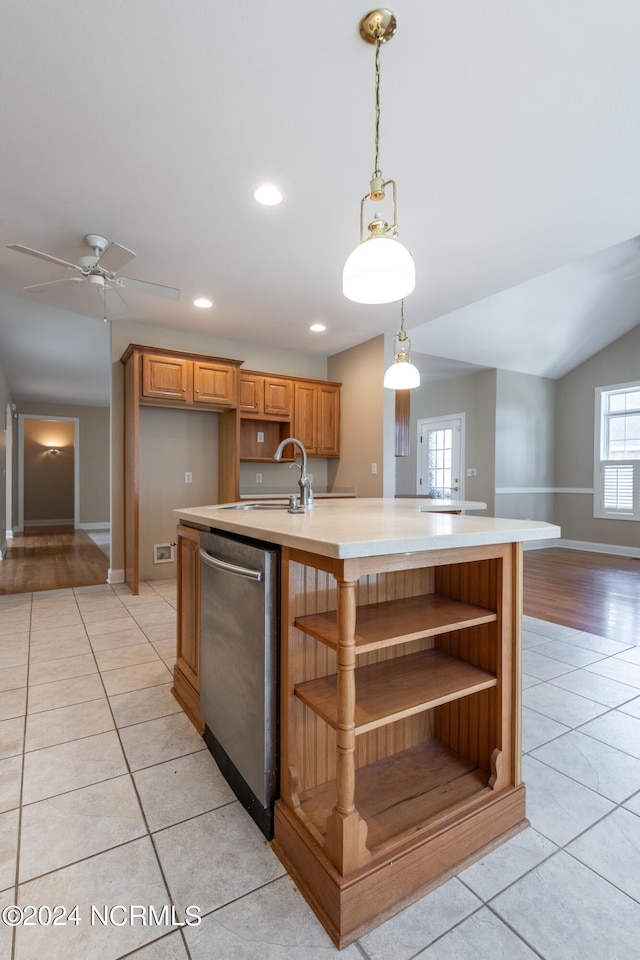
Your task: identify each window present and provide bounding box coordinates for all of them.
[594,382,640,520]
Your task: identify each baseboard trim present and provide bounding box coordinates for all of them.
[23,518,74,527]
[524,538,639,559]
[79,521,110,531]
[108,568,125,584]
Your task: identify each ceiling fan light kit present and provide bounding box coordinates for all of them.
[343,9,415,305]
[6,232,180,320]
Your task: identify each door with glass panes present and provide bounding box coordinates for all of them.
[417,415,464,499]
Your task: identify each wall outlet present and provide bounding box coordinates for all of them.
[256,473,263,483]
[257,431,264,443]
[185,472,193,483]
[371,462,378,475]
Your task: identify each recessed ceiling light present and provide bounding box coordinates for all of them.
[310,323,326,332]
[193,298,213,308]
[253,184,284,206]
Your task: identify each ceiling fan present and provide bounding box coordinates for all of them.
[6,233,180,317]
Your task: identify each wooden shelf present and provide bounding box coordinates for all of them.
[294,593,497,654]
[299,738,491,855]
[294,649,496,734]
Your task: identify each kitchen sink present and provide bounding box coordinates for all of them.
[220,502,291,510]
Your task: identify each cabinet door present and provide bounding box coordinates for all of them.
[194,361,237,406]
[317,384,340,457]
[239,374,264,415]
[264,376,292,417]
[294,381,317,454]
[176,526,200,690]
[142,353,192,402]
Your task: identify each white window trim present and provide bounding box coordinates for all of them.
[593,382,640,521]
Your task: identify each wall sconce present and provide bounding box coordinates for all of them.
[384,299,420,389]
[48,447,61,455]
[342,9,415,304]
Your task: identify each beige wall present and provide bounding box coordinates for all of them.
[554,323,640,549]
[110,319,330,578]
[494,369,557,523]
[327,336,385,498]
[138,406,220,579]
[23,418,74,522]
[19,401,109,526]
[396,368,497,514]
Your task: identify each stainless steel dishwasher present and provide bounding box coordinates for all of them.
[199,530,279,839]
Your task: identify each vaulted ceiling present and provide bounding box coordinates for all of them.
[1,1,639,405]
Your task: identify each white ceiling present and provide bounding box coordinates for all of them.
[1,0,640,406]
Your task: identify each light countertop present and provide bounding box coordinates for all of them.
[175,498,560,560]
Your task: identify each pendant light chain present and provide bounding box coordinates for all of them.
[373,32,382,179]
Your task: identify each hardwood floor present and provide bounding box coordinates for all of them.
[0,526,109,595]
[523,546,640,638]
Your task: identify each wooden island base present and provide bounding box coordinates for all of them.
[272,538,529,948]
[273,786,527,948]
[172,501,560,950]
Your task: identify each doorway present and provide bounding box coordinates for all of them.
[417,414,465,500]
[17,415,80,532]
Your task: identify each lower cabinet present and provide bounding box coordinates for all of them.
[172,524,204,733]
[272,541,525,947]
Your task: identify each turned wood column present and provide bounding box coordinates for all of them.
[325,577,369,873]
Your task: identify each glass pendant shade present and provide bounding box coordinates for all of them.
[384,356,420,389]
[343,235,415,304]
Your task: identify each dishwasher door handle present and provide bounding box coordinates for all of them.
[199,548,264,581]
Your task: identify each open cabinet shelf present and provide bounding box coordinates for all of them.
[294,648,497,734]
[298,738,491,856]
[273,542,525,948]
[294,593,497,653]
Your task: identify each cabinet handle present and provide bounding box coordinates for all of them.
[196,389,200,393]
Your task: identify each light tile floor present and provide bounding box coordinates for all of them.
[1,585,639,959]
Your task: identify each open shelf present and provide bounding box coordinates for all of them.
[239,418,294,461]
[294,649,497,734]
[294,594,496,654]
[298,738,491,855]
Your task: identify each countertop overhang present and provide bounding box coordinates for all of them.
[175,498,560,560]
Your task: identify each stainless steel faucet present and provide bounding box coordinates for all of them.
[272,437,313,506]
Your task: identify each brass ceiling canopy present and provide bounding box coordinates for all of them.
[359,8,397,44]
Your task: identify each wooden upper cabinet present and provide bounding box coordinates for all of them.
[294,381,340,457]
[317,383,340,457]
[264,376,292,417]
[142,353,192,402]
[138,348,240,408]
[240,372,292,418]
[194,360,237,407]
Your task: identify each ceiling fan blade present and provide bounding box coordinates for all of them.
[6,243,83,272]
[23,277,85,292]
[118,276,180,300]
[96,241,136,274]
[104,282,130,316]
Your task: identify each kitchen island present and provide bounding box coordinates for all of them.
[173,498,559,947]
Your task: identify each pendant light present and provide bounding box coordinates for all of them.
[343,9,415,305]
[384,299,420,389]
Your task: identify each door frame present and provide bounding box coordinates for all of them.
[416,413,465,500]
[17,414,80,533]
